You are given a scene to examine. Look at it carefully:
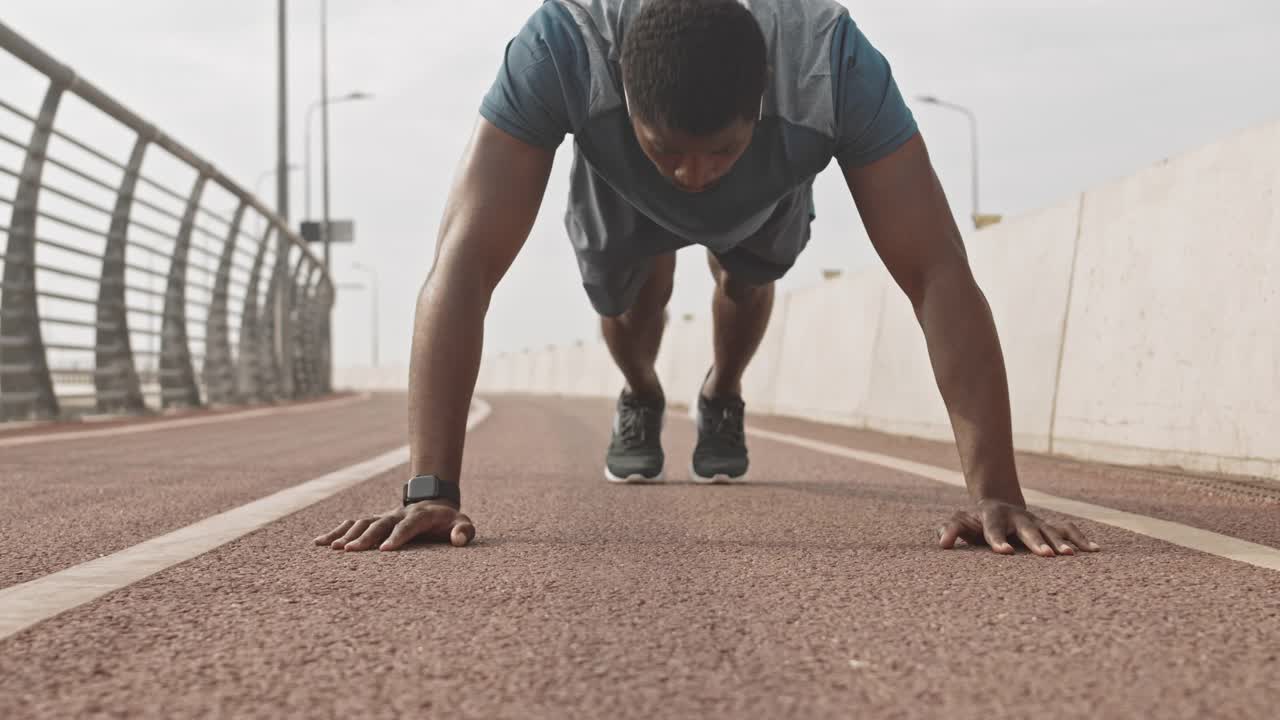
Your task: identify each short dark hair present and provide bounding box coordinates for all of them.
[620,0,767,136]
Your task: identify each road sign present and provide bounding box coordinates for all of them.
[300,220,355,244]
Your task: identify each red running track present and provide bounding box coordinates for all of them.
[0,392,1276,718]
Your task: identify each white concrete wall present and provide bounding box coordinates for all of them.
[771,273,887,426]
[562,343,591,396]
[656,313,715,409]
[497,352,518,393]
[964,194,1085,453]
[1051,120,1280,478]
[520,352,538,393]
[587,339,620,397]
[529,347,552,393]
[856,270,953,442]
[555,342,582,397]
[739,297,789,416]
[333,365,410,391]
[550,343,574,396]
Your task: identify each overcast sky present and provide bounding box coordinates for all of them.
[2,0,1278,370]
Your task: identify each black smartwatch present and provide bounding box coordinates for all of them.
[403,474,461,508]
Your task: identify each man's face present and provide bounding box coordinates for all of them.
[631,115,755,194]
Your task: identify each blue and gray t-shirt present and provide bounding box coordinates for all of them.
[480,0,918,248]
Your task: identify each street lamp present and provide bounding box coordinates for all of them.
[351,261,379,368]
[311,0,378,272]
[304,91,372,222]
[916,95,1001,229]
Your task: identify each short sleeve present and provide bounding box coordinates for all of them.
[479,3,576,150]
[830,16,919,168]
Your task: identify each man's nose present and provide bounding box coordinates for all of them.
[673,156,715,191]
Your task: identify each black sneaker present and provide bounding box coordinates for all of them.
[691,390,748,484]
[604,389,665,483]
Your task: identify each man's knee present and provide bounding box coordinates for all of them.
[618,252,676,321]
[647,252,677,306]
[706,250,772,304]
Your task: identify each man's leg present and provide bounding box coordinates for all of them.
[702,250,774,400]
[563,141,688,483]
[689,250,775,484]
[600,251,676,404]
[598,252,677,483]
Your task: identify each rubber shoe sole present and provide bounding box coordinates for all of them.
[604,466,665,484]
[688,462,744,485]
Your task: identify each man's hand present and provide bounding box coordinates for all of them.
[938,499,1100,556]
[313,502,476,552]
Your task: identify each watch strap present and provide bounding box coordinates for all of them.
[403,474,461,507]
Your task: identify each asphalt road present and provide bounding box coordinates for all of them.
[1,392,1276,719]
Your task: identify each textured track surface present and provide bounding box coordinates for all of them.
[1,392,1276,719]
[0,393,407,590]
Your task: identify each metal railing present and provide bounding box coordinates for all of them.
[0,21,333,422]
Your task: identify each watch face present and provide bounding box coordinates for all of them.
[404,475,459,505]
[405,475,438,501]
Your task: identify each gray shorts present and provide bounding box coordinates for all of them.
[563,149,816,317]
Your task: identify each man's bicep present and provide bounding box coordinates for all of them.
[433,116,557,293]
[841,132,968,304]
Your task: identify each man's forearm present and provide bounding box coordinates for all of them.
[915,263,1025,506]
[406,267,490,492]
[399,120,555,498]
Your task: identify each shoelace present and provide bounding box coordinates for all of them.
[618,402,657,447]
[702,400,745,447]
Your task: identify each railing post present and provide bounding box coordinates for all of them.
[0,79,63,421]
[94,132,149,415]
[318,281,334,394]
[305,265,325,396]
[159,172,206,409]
[204,199,246,405]
[258,230,285,401]
[288,254,310,396]
[273,244,294,400]
[307,269,329,397]
[277,233,296,400]
[236,224,273,402]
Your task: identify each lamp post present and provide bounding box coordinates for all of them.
[304,91,372,222]
[255,164,300,200]
[916,95,1000,229]
[309,0,373,393]
[351,261,379,368]
[320,0,329,270]
[311,0,376,271]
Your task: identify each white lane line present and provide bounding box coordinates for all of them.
[0,398,492,641]
[0,393,372,449]
[742,426,1280,573]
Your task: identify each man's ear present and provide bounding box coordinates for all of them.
[760,64,774,119]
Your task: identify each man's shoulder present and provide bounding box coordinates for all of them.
[748,0,852,35]
[510,1,588,59]
[747,0,854,140]
[479,1,595,150]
